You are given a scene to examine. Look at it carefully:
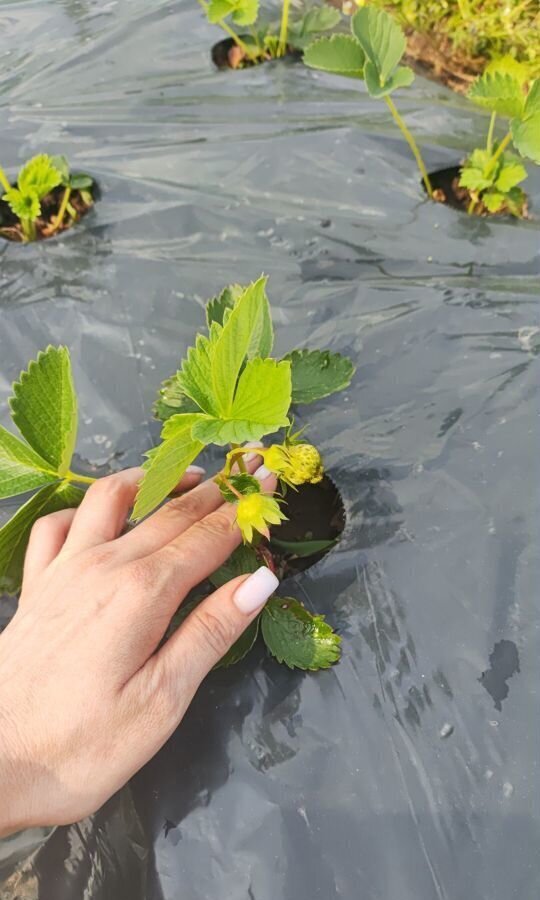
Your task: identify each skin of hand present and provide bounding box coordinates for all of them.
[0,448,278,837]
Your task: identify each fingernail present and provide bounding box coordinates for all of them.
[186,465,206,475]
[244,441,264,462]
[254,464,272,481]
[233,566,279,614]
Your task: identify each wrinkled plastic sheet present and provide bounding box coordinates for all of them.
[1,1,539,897]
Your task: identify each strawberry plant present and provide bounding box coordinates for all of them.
[459,59,540,216]
[201,0,341,68]
[304,6,434,197]
[0,277,355,671]
[0,154,94,242]
[304,7,540,218]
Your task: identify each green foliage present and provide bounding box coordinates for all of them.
[287,6,342,51]
[207,0,259,26]
[511,80,540,164]
[1,285,352,671]
[270,536,336,557]
[1,153,93,241]
[286,349,355,404]
[468,71,525,119]
[303,34,365,77]
[261,597,341,669]
[10,346,78,476]
[351,6,407,84]
[459,148,527,215]
[367,0,540,80]
[0,346,90,593]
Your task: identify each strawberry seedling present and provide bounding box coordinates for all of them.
[0,278,355,671]
[0,154,94,242]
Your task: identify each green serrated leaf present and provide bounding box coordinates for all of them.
[209,544,261,588]
[468,71,525,119]
[3,188,41,222]
[206,284,245,328]
[285,348,355,404]
[193,357,290,445]
[485,56,530,87]
[364,59,414,97]
[511,111,540,163]
[216,617,259,668]
[69,173,93,190]
[301,6,341,35]
[483,191,507,213]
[524,79,540,116]
[270,536,336,557]
[132,414,204,521]
[231,0,258,26]
[211,276,270,416]
[218,473,261,503]
[9,346,78,477]
[207,0,234,22]
[17,154,63,201]
[153,374,201,422]
[0,425,58,499]
[351,7,406,83]
[178,333,219,416]
[261,596,341,670]
[495,159,527,191]
[50,155,70,185]
[459,150,495,191]
[304,34,365,78]
[0,481,84,595]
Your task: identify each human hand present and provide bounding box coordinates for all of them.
[0,452,278,836]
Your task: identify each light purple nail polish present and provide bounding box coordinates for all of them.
[186,465,206,475]
[233,566,279,614]
[254,464,271,481]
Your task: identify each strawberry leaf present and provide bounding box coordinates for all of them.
[132,413,204,521]
[0,481,84,595]
[0,424,58,499]
[216,617,259,668]
[285,348,355,404]
[468,71,525,119]
[351,7,406,83]
[9,346,78,477]
[304,34,365,78]
[17,154,63,200]
[261,596,341,670]
[209,545,261,587]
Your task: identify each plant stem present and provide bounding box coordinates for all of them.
[490,130,512,167]
[66,471,97,485]
[196,0,258,61]
[0,165,11,194]
[384,95,434,198]
[21,218,36,242]
[467,197,477,215]
[486,111,497,154]
[52,186,72,232]
[277,0,291,57]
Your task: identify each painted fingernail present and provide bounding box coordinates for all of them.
[233,566,279,614]
[244,441,264,462]
[186,465,206,475]
[254,464,272,481]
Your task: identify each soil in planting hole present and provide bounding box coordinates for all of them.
[0,183,97,243]
[269,475,345,576]
[425,165,529,218]
[211,37,301,70]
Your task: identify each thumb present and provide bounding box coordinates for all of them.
[158,566,279,696]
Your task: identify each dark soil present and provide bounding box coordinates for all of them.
[427,165,529,217]
[269,475,345,576]
[0,183,95,243]
[211,37,301,70]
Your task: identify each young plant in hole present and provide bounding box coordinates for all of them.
[304,6,434,198]
[0,154,94,243]
[200,0,341,69]
[459,59,540,216]
[0,278,355,671]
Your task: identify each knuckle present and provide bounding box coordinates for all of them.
[191,608,236,658]
[202,507,235,538]
[161,490,208,523]
[87,474,130,502]
[123,559,159,594]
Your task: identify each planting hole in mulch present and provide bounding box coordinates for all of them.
[211,37,301,70]
[0,182,98,243]
[269,474,345,577]
[425,165,530,218]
